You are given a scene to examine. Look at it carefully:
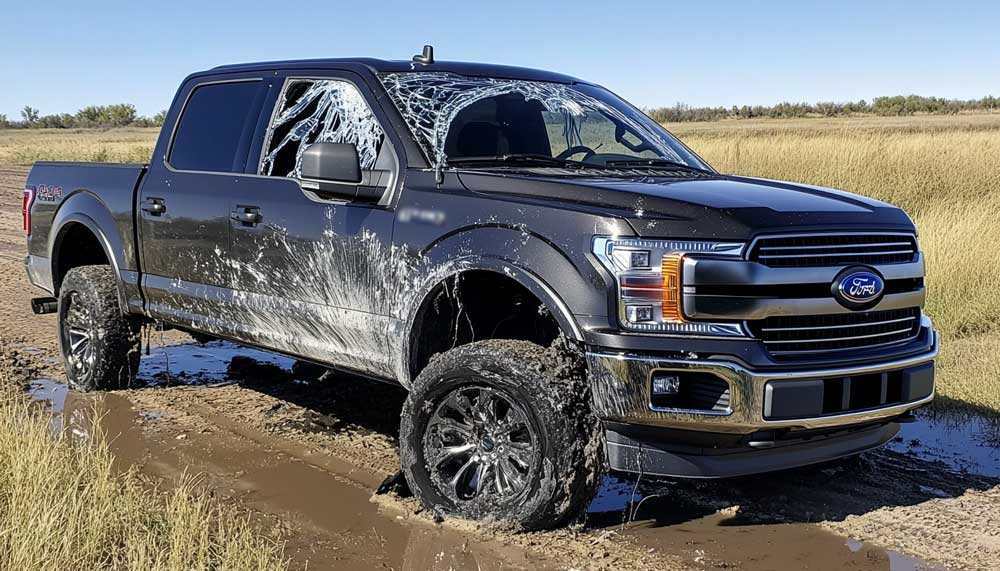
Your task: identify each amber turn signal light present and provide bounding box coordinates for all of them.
[661,254,684,322]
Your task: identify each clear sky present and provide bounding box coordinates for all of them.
[3,0,999,119]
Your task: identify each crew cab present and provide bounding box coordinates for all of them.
[23,47,937,529]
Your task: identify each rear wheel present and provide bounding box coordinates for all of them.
[400,339,604,530]
[58,265,141,391]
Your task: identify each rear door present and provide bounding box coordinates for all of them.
[220,71,404,378]
[138,75,270,333]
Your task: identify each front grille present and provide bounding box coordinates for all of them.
[749,233,917,268]
[747,307,922,358]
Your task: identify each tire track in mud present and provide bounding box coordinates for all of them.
[3,165,999,570]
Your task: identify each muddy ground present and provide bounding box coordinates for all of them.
[2,166,998,571]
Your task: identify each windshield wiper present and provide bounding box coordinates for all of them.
[604,158,715,174]
[446,154,588,168]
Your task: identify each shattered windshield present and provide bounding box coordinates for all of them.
[380,72,708,171]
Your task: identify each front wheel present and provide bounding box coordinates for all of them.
[400,339,604,530]
[58,265,141,391]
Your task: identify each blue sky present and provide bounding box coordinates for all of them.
[2,0,999,119]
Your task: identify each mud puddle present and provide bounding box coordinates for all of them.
[29,375,556,571]
[27,340,980,570]
[891,408,1000,478]
[139,339,296,386]
[603,495,943,571]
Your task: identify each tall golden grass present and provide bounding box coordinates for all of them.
[670,115,1000,413]
[0,128,157,165]
[0,349,289,571]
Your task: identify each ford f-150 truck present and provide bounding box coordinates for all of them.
[23,47,937,529]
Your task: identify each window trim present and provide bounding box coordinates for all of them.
[163,77,265,175]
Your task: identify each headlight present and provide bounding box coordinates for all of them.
[593,236,747,336]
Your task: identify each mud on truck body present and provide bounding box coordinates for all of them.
[23,48,937,529]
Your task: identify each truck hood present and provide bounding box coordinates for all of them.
[457,172,915,239]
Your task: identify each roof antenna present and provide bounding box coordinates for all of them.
[412,45,434,65]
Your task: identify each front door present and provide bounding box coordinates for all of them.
[220,72,403,379]
[138,76,270,334]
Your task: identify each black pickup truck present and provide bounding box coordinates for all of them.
[23,47,937,529]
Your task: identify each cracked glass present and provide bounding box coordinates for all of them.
[261,79,386,177]
[380,71,700,170]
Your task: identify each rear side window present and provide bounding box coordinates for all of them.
[169,81,263,172]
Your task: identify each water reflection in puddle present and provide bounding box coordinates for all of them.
[139,340,295,386]
[892,408,1000,478]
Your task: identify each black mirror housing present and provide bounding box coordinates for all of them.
[301,142,362,184]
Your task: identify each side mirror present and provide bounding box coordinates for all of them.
[301,142,362,184]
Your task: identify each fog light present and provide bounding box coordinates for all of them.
[651,373,681,395]
[626,305,654,322]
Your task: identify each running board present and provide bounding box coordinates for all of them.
[31,297,58,315]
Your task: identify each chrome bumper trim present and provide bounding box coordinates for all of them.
[587,330,938,434]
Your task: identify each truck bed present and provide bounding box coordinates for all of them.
[25,161,147,294]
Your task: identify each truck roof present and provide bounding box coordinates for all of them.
[203,58,586,85]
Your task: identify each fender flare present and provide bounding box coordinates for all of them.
[397,256,584,386]
[49,204,128,312]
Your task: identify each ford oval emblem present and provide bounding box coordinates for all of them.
[832,267,885,309]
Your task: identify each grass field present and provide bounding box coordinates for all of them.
[0,346,289,571]
[1,115,998,412]
[0,127,157,165]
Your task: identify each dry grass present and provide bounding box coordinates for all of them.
[0,350,289,571]
[670,115,1000,413]
[0,128,158,165]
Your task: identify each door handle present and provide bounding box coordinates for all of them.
[230,206,262,226]
[141,198,166,216]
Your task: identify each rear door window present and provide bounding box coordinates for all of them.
[169,81,264,172]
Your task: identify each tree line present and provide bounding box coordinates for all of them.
[647,95,1000,123]
[4,94,1000,128]
[0,104,166,129]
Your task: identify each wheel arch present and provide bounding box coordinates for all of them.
[49,205,127,312]
[400,258,584,387]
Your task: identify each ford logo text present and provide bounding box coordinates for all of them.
[832,268,885,309]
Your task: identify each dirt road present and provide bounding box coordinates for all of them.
[3,166,998,571]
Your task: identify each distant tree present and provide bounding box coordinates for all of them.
[105,103,137,127]
[75,103,137,127]
[21,106,39,124]
[0,114,8,129]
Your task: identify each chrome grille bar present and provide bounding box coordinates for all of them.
[749,232,918,268]
[768,335,921,356]
[747,307,923,359]
[757,249,915,260]
[761,327,915,344]
[761,315,916,332]
[757,241,914,251]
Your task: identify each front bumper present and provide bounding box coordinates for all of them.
[588,331,937,477]
[588,330,937,434]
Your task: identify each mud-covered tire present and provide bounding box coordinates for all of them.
[400,339,604,530]
[58,265,141,391]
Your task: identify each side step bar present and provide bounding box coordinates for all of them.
[31,297,58,315]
